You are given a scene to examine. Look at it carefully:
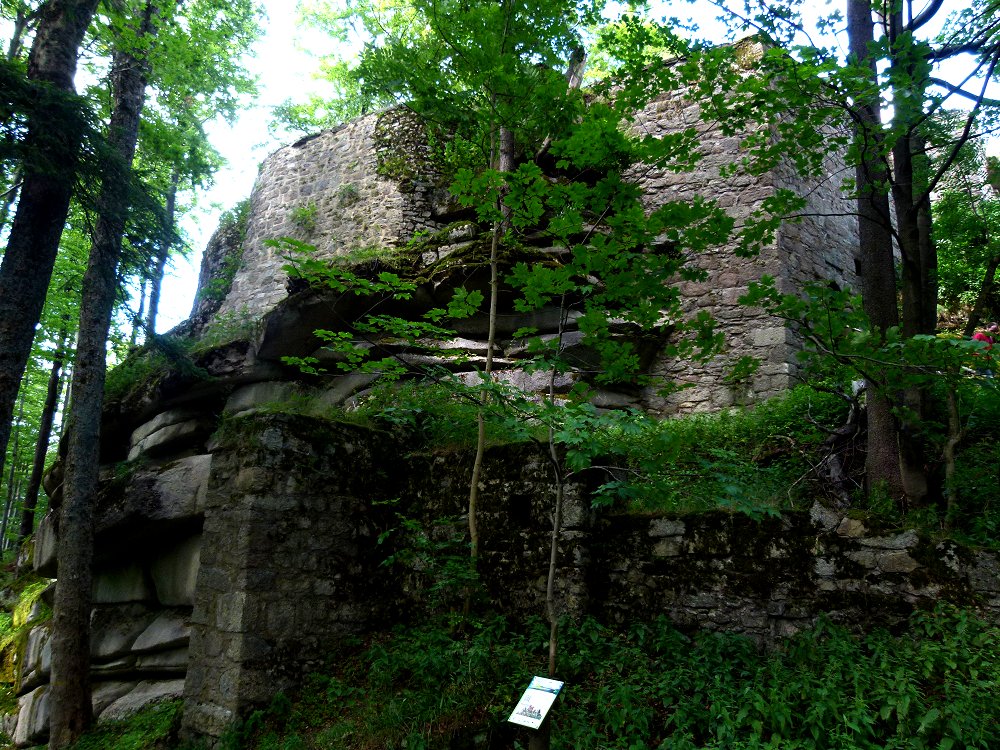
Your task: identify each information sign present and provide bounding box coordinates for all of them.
[508,676,564,729]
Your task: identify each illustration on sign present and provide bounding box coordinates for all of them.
[508,676,564,729]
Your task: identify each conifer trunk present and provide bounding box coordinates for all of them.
[0,0,100,527]
[847,0,905,501]
[145,169,179,334]
[49,4,159,744]
[18,330,67,550]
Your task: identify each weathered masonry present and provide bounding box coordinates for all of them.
[200,90,858,414]
[13,414,1000,745]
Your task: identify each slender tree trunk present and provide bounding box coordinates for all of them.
[943,382,963,529]
[145,168,179,334]
[466,125,515,591]
[6,7,41,62]
[131,277,147,348]
[0,0,100,524]
[963,253,999,337]
[887,6,932,504]
[17,330,67,550]
[847,0,904,500]
[49,6,156,743]
[1,397,26,551]
[530,301,570,750]
[0,165,22,233]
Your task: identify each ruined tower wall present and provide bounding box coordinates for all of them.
[204,92,860,413]
[214,110,443,322]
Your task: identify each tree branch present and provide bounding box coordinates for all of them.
[909,0,944,32]
[926,76,1000,108]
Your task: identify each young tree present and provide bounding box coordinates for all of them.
[333,0,605,598]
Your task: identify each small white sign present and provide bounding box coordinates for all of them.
[508,676,564,729]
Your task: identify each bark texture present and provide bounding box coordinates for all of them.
[846,0,904,500]
[17,331,67,549]
[0,0,100,527]
[49,5,157,743]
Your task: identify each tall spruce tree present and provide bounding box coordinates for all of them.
[0,0,100,523]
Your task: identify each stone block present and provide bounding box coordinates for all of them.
[14,685,49,747]
[858,530,919,551]
[92,681,139,718]
[136,647,189,674]
[20,625,51,691]
[968,553,1000,593]
[150,534,202,607]
[877,551,919,574]
[148,454,213,520]
[315,372,380,408]
[215,591,248,632]
[91,605,156,660]
[130,408,201,447]
[845,549,877,569]
[649,518,685,537]
[92,656,137,677]
[129,418,213,461]
[224,381,302,417]
[99,679,186,724]
[813,557,836,578]
[93,563,153,604]
[653,539,683,558]
[32,513,57,577]
[809,501,840,532]
[133,611,191,653]
[836,517,867,538]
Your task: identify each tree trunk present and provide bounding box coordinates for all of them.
[1,396,26,551]
[888,5,932,504]
[943,382,963,529]
[17,330,67,550]
[5,7,41,62]
[49,6,156,743]
[466,125,515,584]
[145,168,179,334]
[963,252,999,337]
[847,0,904,500]
[130,277,147,349]
[0,0,100,529]
[0,164,22,234]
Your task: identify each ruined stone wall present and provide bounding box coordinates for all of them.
[214,109,443,323]
[15,413,1000,746]
[628,93,859,412]
[196,90,859,414]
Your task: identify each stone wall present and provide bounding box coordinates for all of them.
[628,94,858,412]
[196,90,859,414]
[213,110,443,323]
[15,411,1000,745]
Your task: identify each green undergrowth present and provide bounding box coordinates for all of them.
[587,385,849,516]
[346,381,850,515]
[852,383,1000,547]
[349,379,513,451]
[229,604,1000,750]
[0,573,52,686]
[62,700,182,750]
[105,335,211,405]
